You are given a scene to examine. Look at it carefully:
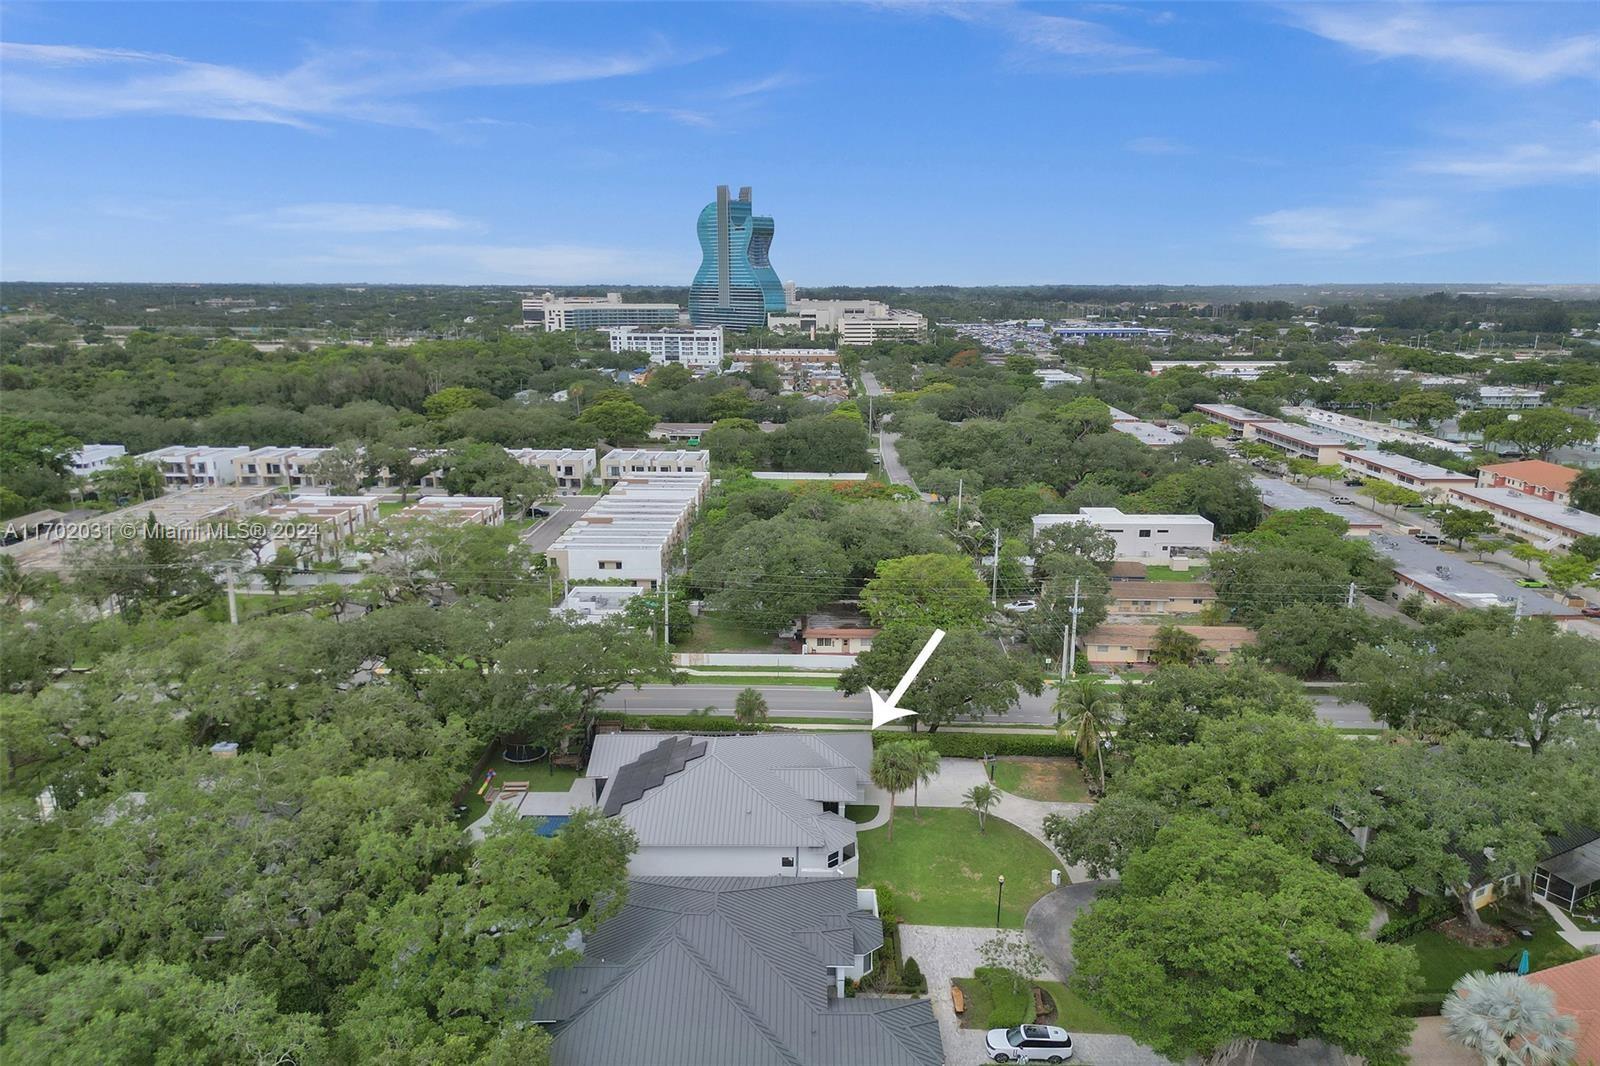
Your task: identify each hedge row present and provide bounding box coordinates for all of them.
[605,715,761,734]
[1375,897,1455,943]
[872,731,1075,758]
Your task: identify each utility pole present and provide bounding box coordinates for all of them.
[662,569,670,646]
[1066,578,1082,679]
[955,478,963,520]
[990,527,1001,603]
[226,564,239,626]
[1345,581,1356,608]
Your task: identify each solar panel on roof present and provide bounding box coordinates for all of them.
[603,737,708,815]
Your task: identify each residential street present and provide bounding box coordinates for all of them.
[598,682,1376,728]
[521,494,597,551]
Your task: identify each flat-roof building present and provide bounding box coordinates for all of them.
[70,444,127,476]
[521,291,680,332]
[1373,534,1579,617]
[507,447,596,493]
[1284,406,1471,456]
[606,325,724,369]
[138,445,252,488]
[236,446,329,489]
[394,495,505,527]
[1338,449,1474,499]
[1033,507,1215,561]
[1250,421,1349,465]
[258,495,378,556]
[1113,420,1184,447]
[1193,403,1280,438]
[599,448,710,485]
[545,473,708,585]
[1445,485,1600,550]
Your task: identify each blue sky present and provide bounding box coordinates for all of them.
[1,1,1596,285]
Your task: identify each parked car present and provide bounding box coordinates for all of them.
[1517,579,1549,589]
[1413,532,1443,545]
[1343,477,1366,487]
[1004,599,1038,613]
[1330,495,1357,505]
[987,1024,1074,1063]
[1580,606,1600,618]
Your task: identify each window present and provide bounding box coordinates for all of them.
[1095,645,1110,652]
[827,851,841,869]
[842,843,856,861]
[781,856,795,868]
[815,637,835,648]
[822,801,839,814]
[1139,529,1152,538]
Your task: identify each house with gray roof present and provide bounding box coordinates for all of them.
[534,876,943,1066]
[586,733,872,878]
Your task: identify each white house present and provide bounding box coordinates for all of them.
[599,449,710,485]
[506,447,596,493]
[581,733,873,879]
[137,445,252,488]
[1033,507,1215,561]
[70,444,127,477]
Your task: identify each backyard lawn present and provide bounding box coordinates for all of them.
[678,615,786,653]
[991,758,1091,803]
[952,977,1123,1035]
[859,808,1059,928]
[1397,905,1574,1004]
[1142,564,1206,582]
[457,751,582,824]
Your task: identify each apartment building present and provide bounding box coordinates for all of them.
[767,298,928,345]
[394,495,505,527]
[837,308,928,346]
[545,472,709,585]
[1108,581,1217,617]
[1476,460,1579,505]
[1250,421,1349,465]
[1113,421,1184,447]
[520,291,679,332]
[1445,485,1600,550]
[507,447,595,493]
[729,347,840,368]
[606,325,724,369]
[236,446,329,489]
[1475,386,1546,410]
[1283,405,1471,456]
[599,448,710,485]
[1338,449,1474,499]
[138,445,252,488]
[1080,623,1256,669]
[257,495,378,557]
[1033,508,1215,561]
[1193,403,1281,438]
[69,444,127,477]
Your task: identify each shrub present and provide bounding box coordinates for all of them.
[1376,896,1455,942]
[976,966,1034,1028]
[613,715,761,733]
[872,731,1072,758]
[901,955,926,994]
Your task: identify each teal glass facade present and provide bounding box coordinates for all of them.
[689,185,786,330]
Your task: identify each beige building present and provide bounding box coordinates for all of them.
[599,448,711,485]
[1108,581,1217,617]
[1081,623,1256,669]
[394,496,505,527]
[257,495,378,557]
[800,612,879,655]
[507,447,596,493]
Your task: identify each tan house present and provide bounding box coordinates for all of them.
[1081,623,1256,669]
[801,612,879,655]
[1109,581,1217,617]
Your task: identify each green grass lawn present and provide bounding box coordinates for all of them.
[377,501,406,518]
[1398,905,1573,1002]
[846,804,880,824]
[457,751,582,825]
[859,808,1060,928]
[1142,564,1207,582]
[678,615,785,653]
[1037,980,1124,1035]
[991,758,1091,802]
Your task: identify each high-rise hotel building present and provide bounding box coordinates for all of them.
[688,185,787,331]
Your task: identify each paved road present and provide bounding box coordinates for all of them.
[877,430,918,493]
[600,683,1374,727]
[860,370,887,397]
[1025,881,1111,980]
[522,495,597,552]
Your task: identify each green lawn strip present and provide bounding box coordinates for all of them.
[858,808,1059,929]
[845,804,880,824]
[1397,906,1572,1002]
[377,501,406,518]
[1142,564,1206,582]
[676,615,786,653]
[990,758,1091,803]
[457,753,581,825]
[1036,980,1124,1035]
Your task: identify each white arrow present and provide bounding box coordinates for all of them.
[869,628,946,729]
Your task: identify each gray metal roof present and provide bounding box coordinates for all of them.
[537,877,941,1066]
[591,734,871,850]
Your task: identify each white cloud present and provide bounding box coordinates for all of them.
[1251,198,1497,255]
[0,37,714,129]
[1415,141,1600,187]
[239,203,472,234]
[1125,136,1189,155]
[884,2,1209,74]
[1289,5,1600,83]
[610,102,717,128]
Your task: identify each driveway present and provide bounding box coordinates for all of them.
[522,495,597,552]
[1025,881,1112,981]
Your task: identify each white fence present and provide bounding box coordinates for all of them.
[672,652,858,669]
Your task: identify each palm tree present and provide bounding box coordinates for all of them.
[870,744,917,843]
[963,783,1001,832]
[1441,971,1577,1065]
[1055,678,1117,795]
[903,739,941,818]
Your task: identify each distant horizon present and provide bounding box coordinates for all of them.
[2,3,1595,285]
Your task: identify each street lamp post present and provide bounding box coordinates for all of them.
[995,875,1005,928]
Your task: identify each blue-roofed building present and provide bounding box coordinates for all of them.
[689,184,787,330]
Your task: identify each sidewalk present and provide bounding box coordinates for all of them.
[1535,895,1600,950]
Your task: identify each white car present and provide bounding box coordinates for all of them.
[1004,599,1038,613]
[987,1024,1074,1062]
[1330,495,1357,505]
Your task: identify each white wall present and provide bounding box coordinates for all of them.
[628,845,858,879]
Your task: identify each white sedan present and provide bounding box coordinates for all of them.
[987,1024,1074,1062]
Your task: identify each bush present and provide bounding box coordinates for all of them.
[611,715,762,733]
[901,956,926,994]
[976,966,1034,1028]
[1376,896,1455,942]
[872,732,1072,758]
